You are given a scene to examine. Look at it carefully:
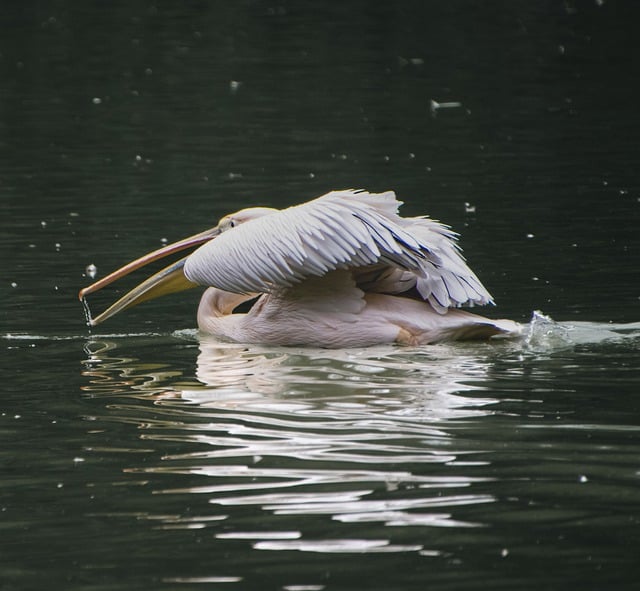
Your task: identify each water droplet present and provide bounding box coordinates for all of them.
[501,548,509,558]
[40,221,47,228]
[578,475,588,483]
[10,282,17,288]
[464,202,476,213]
[526,233,535,239]
[55,242,61,251]
[430,99,463,115]
[81,297,94,327]
[92,97,102,105]
[73,457,85,463]
[229,80,241,93]
[85,264,97,278]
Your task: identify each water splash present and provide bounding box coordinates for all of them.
[523,311,640,352]
[524,310,573,352]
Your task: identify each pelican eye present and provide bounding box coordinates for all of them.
[218,217,236,233]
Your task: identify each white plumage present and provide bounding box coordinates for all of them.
[80,189,521,347]
[184,189,492,313]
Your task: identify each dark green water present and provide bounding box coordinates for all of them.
[2,2,639,590]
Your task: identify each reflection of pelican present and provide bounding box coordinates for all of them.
[80,335,500,419]
[190,337,499,418]
[79,190,520,347]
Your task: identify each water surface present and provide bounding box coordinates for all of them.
[2,2,639,590]
[3,319,640,589]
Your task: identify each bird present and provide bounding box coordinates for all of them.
[79,189,521,348]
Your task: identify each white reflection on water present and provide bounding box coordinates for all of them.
[183,334,500,418]
[76,316,640,557]
[79,334,505,554]
[253,538,424,553]
[163,577,243,584]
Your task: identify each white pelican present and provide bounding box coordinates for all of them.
[79,189,521,347]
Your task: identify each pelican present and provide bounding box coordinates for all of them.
[79,189,521,347]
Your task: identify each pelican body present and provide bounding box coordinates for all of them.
[79,190,520,347]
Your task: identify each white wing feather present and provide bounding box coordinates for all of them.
[184,189,493,313]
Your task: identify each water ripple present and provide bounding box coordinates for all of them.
[73,318,640,562]
[253,538,424,553]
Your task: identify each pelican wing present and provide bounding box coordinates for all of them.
[399,217,493,312]
[184,189,492,312]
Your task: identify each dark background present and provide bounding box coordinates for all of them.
[1,5,639,589]
[2,0,638,335]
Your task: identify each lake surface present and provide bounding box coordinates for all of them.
[1,2,639,590]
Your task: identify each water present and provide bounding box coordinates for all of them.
[3,319,640,589]
[2,2,640,590]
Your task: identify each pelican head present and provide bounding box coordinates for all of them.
[78,206,276,326]
[217,207,277,232]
